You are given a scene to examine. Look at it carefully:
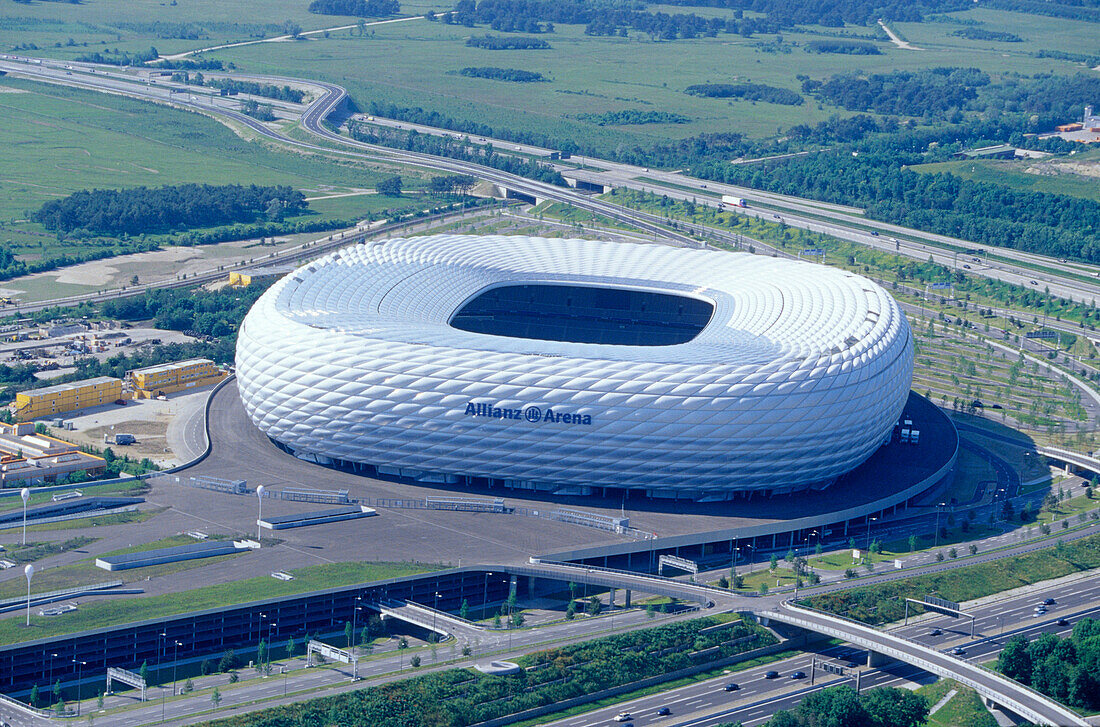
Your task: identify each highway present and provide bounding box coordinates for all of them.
[542,574,1100,727]
[4,54,1100,309]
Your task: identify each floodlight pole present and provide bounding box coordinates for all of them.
[24,564,34,626]
[255,485,265,542]
[21,487,30,546]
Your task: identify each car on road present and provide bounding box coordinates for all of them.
[1044,597,1056,605]
[791,671,807,679]
[930,628,942,636]
[962,264,970,269]
[765,670,780,679]
[950,647,966,656]
[724,683,740,691]
[657,706,672,715]
[1030,280,1038,285]
[1058,618,1070,627]
[870,231,879,236]
[1035,606,1047,615]
[615,713,632,722]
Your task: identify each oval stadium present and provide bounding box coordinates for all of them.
[235,235,914,500]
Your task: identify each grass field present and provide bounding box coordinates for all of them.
[913,151,1100,204]
[918,679,998,727]
[0,560,441,646]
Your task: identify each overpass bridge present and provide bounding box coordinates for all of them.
[1038,445,1100,477]
[759,602,1087,727]
[376,598,485,641]
[516,561,1086,727]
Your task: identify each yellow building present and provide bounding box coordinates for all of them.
[228,272,252,287]
[129,358,225,398]
[14,376,123,422]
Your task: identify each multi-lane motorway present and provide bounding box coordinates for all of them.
[3,54,1100,309]
[544,573,1100,727]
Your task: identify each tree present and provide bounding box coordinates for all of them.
[969,543,978,555]
[138,661,149,687]
[460,599,470,621]
[511,612,525,627]
[862,686,928,727]
[284,20,303,38]
[759,582,769,596]
[286,636,297,660]
[769,554,778,571]
[586,596,601,616]
[227,671,239,683]
[361,626,370,647]
[785,548,795,562]
[398,636,408,649]
[814,543,823,556]
[29,684,39,708]
[936,551,945,562]
[565,601,576,620]
[96,691,104,710]
[376,175,403,196]
[257,639,268,667]
[949,547,958,559]
[908,534,918,552]
[211,686,222,710]
[183,678,194,693]
[410,655,421,667]
[999,635,1033,682]
[218,650,237,673]
[344,621,353,648]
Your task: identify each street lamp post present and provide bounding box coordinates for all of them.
[352,596,362,651]
[20,487,30,546]
[865,517,878,549]
[934,503,947,546]
[172,641,182,695]
[72,659,85,716]
[255,485,265,542]
[24,564,34,627]
[482,572,492,614]
[282,666,287,697]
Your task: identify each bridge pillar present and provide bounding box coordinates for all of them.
[1065,463,1075,475]
[509,576,518,600]
[527,576,535,599]
[624,590,631,608]
[608,588,616,607]
[867,651,891,668]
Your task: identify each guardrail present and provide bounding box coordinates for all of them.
[768,601,1087,727]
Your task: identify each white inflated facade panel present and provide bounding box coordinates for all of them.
[236,235,913,497]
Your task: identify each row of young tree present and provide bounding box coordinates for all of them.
[33,184,308,236]
[205,78,306,103]
[998,618,1100,710]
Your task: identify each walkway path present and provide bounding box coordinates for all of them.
[878,19,923,50]
[158,16,422,61]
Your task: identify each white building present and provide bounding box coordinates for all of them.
[235,236,913,500]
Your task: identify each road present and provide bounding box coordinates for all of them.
[4,54,1100,309]
[542,573,1100,727]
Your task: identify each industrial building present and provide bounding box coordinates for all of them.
[0,422,106,484]
[237,235,913,500]
[14,376,122,421]
[128,358,225,398]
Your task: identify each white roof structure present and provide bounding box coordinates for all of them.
[236,235,913,499]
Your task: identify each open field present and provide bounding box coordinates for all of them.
[913,149,1100,204]
[0,560,440,646]
[918,679,998,727]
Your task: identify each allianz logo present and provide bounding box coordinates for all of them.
[464,401,593,426]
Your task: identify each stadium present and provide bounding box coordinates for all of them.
[235,235,913,500]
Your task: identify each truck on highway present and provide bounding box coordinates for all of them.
[721,195,748,208]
